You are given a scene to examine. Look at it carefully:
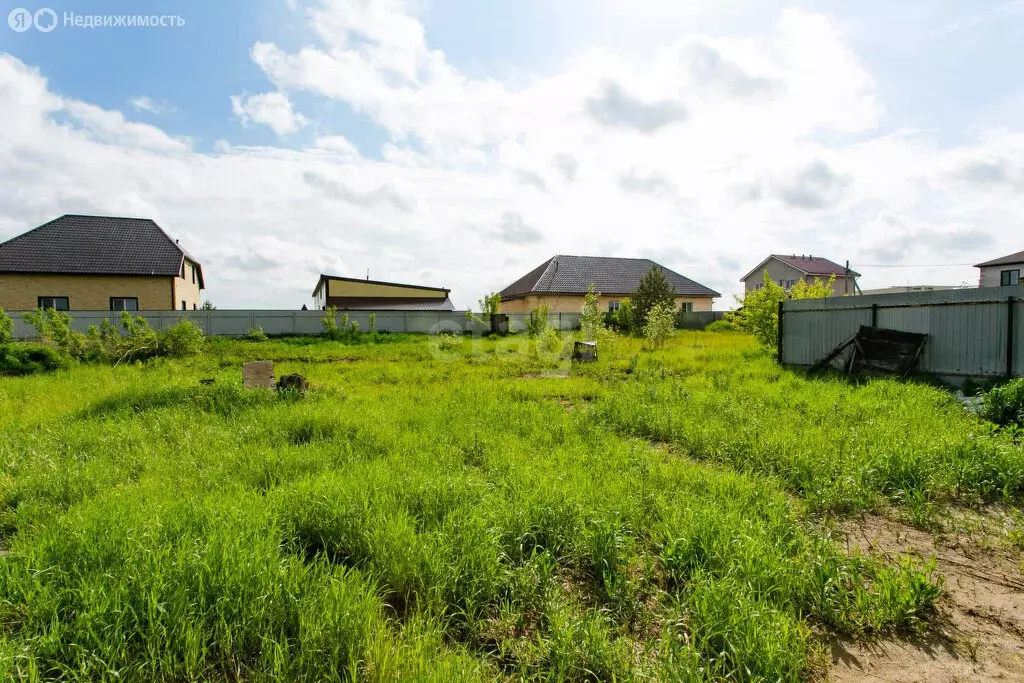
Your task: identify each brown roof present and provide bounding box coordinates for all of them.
[0,214,203,287]
[975,250,1024,268]
[499,255,720,300]
[741,254,859,281]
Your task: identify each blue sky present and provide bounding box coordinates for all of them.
[0,1,1022,307]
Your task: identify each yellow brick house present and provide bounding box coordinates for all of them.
[497,255,719,314]
[0,214,205,311]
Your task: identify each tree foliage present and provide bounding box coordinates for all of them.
[466,292,502,326]
[527,303,551,336]
[642,301,676,349]
[579,284,605,340]
[631,266,676,332]
[727,271,835,352]
[0,307,13,344]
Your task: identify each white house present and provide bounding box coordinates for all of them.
[975,250,1024,288]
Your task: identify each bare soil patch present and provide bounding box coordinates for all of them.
[829,512,1024,682]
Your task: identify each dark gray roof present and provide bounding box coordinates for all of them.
[499,255,720,299]
[975,250,1024,268]
[0,214,202,286]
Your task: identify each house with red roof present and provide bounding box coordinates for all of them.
[740,254,859,296]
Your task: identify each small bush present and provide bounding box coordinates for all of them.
[527,304,551,336]
[643,302,676,349]
[980,379,1024,428]
[322,307,361,342]
[160,319,206,358]
[0,307,13,344]
[244,327,269,342]
[704,319,737,333]
[0,343,69,375]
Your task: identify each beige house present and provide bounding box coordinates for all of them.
[0,214,204,311]
[313,274,453,310]
[497,255,719,314]
[975,250,1024,288]
[741,254,859,296]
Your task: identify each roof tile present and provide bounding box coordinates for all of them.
[499,255,720,299]
[0,215,200,283]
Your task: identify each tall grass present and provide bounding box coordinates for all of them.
[0,332,996,680]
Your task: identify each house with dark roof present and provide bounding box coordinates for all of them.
[313,274,453,311]
[0,214,204,312]
[741,254,859,296]
[497,255,720,314]
[975,250,1024,288]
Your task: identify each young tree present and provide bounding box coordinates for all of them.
[200,300,216,310]
[466,292,502,326]
[0,307,13,344]
[643,301,676,349]
[579,283,605,340]
[631,265,676,333]
[727,271,835,352]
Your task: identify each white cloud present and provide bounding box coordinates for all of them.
[130,96,174,115]
[0,2,1022,308]
[230,91,308,136]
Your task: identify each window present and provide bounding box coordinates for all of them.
[191,264,196,285]
[1001,269,1021,286]
[680,301,694,313]
[782,279,798,289]
[110,297,138,312]
[181,300,187,311]
[37,296,69,311]
[180,262,186,279]
[608,300,621,313]
[193,303,197,310]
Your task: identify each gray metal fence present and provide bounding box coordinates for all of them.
[780,286,1024,380]
[7,309,582,339]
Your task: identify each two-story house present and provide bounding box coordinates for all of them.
[975,250,1024,288]
[0,214,205,311]
[741,254,859,296]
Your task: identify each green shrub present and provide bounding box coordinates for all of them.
[643,301,676,349]
[727,271,835,353]
[322,307,361,341]
[0,307,13,344]
[527,304,551,336]
[160,319,206,358]
[244,327,269,342]
[23,307,87,358]
[981,379,1024,428]
[0,342,69,375]
[704,319,737,333]
[579,284,605,341]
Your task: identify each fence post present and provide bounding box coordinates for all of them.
[1008,296,1016,379]
[777,300,785,364]
[871,303,878,328]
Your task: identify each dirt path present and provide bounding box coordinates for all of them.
[829,513,1024,682]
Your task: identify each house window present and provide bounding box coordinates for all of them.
[181,300,187,310]
[782,279,797,289]
[37,296,69,311]
[110,297,138,312]
[180,262,186,279]
[191,264,196,285]
[680,302,694,313]
[608,300,621,313]
[1001,269,1021,286]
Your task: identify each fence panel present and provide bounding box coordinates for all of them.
[780,286,1024,380]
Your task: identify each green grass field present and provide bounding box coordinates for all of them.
[1,331,1020,681]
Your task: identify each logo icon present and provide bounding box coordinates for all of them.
[34,8,57,32]
[8,7,32,32]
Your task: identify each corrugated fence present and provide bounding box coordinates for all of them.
[780,286,1024,379]
[8,309,583,339]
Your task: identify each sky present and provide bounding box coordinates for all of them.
[0,0,1022,309]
